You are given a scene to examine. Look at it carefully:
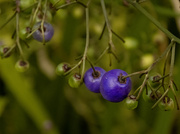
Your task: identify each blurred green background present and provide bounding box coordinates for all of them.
[0,0,180,134]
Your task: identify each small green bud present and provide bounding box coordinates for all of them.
[125,95,138,110]
[158,96,174,111]
[15,60,30,72]
[56,62,71,76]
[68,73,82,88]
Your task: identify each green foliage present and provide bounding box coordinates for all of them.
[0,0,180,134]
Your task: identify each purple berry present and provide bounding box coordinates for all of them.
[84,67,106,93]
[100,69,132,102]
[32,21,54,42]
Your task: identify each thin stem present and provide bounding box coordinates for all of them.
[99,22,125,43]
[146,41,174,72]
[16,12,24,58]
[99,22,106,40]
[65,60,82,75]
[94,46,109,64]
[124,41,173,79]
[147,81,158,99]
[110,50,120,62]
[133,85,142,95]
[111,30,125,43]
[151,88,169,109]
[136,73,149,100]
[0,12,16,30]
[55,1,77,10]
[170,80,180,110]
[31,0,42,26]
[162,46,171,91]
[126,0,180,44]
[26,27,39,38]
[40,0,48,44]
[2,44,16,58]
[169,42,176,79]
[81,7,89,79]
[153,74,169,82]
[123,70,146,79]
[86,58,98,75]
[100,0,115,49]
[51,0,61,8]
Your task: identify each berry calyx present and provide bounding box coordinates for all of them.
[0,45,11,58]
[158,96,174,111]
[56,63,71,76]
[100,69,132,102]
[143,89,161,102]
[15,59,30,72]
[149,73,162,88]
[32,21,54,42]
[68,73,82,88]
[125,95,138,110]
[83,67,106,93]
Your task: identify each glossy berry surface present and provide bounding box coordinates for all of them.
[100,69,132,102]
[83,67,106,93]
[32,21,54,42]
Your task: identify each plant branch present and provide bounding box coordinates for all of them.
[100,0,115,49]
[126,0,180,44]
[81,7,90,79]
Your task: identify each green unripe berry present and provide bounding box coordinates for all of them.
[125,95,138,110]
[143,89,161,103]
[68,73,82,88]
[158,96,174,111]
[15,60,30,72]
[0,45,11,58]
[149,73,161,88]
[56,63,71,76]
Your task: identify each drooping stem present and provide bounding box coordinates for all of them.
[41,0,48,44]
[100,0,115,49]
[169,42,176,79]
[31,0,42,26]
[136,73,149,100]
[169,43,180,110]
[0,12,16,30]
[15,2,24,58]
[126,0,180,44]
[56,1,77,10]
[94,46,109,64]
[81,7,90,79]
[151,88,169,109]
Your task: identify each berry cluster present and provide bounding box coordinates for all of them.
[56,65,132,103]
[0,0,54,72]
[0,0,179,112]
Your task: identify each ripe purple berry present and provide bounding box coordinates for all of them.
[100,69,132,102]
[32,21,54,42]
[83,67,106,93]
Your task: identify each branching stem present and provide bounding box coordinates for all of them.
[126,0,180,44]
